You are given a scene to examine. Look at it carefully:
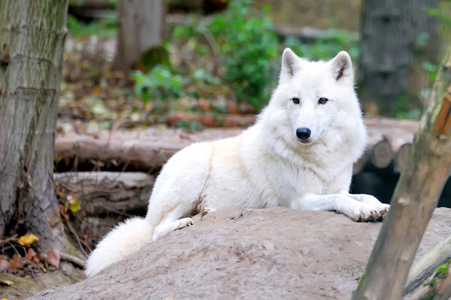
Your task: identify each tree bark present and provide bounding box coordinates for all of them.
[0,0,70,250]
[359,0,439,116]
[113,0,166,72]
[352,46,451,300]
[394,143,412,173]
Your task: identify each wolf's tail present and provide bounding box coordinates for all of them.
[85,217,154,277]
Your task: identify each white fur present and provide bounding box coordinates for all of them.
[85,49,389,277]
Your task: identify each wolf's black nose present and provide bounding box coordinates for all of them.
[296,128,311,140]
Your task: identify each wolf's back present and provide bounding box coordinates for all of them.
[85,217,154,277]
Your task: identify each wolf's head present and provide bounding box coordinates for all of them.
[260,48,366,161]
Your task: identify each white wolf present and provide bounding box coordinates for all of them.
[85,49,389,277]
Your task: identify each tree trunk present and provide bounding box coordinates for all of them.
[0,0,70,250]
[352,46,451,300]
[113,0,166,72]
[359,0,439,116]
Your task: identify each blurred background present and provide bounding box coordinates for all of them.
[62,0,451,126]
[58,0,451,210]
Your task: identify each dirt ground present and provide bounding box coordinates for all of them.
[0,262,84,300]
[21,206,451,300]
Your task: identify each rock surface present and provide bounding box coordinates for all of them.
[29,207,451,300]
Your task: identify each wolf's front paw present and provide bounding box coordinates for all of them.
[377,203,390,218]
[349,194,390,220]
[176,217,193,230]
[348,204,382,222]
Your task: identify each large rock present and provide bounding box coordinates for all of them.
[29,207,451,300]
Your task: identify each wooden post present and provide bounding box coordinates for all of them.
[352,46,451,299]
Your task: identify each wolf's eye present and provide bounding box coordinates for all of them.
[292,98,300,104]
[318,97,328,104]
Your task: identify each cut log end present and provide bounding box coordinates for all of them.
[370,136,394,168]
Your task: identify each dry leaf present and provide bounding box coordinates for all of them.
[36,261,45,271]
[93,87,102,95]
[0,255,9,270]
[0,279,14,286]
[27,248,40,264]
[67,194,81,214]
[18,233,39,246]
[9,254,24,270]
[46,249,60,269]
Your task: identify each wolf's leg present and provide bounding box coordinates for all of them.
[152,210,193,241]
[348,194,390,216]
[147,142,213,241]
[292,193,383,222]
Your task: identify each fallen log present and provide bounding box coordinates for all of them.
[54,127,243,172]
[369,135,393,169]
[55,138,180,171]
[406,263,451,300]
[353,148,371,175]
[54,118,419,174]
[55,172,154,215]
[404,236,451,294]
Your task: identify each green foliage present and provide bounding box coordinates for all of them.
[423,277,437,287]
[435,258,451,278]
[67,16,117,38]
[166,0,363,111]
[209,0,279,109]
[422,61,438,82]
[283,29,360,61]
[352,273,366,298]
[132,65,185,113]
[175,119,202,131]
[415,32,431,49]
[132,64,224,114]
[169,0,279,110]
[135,0,363,113]
[420,291,437,300]
[418,259,451,300]
[394,92,423,119]
[139,46,171,73]
[187,68,222,99]
[396,108,422,120]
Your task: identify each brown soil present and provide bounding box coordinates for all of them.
[25,206,451,300]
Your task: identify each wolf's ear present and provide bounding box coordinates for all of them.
[330,51,354,83]
[280,48,302,81]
